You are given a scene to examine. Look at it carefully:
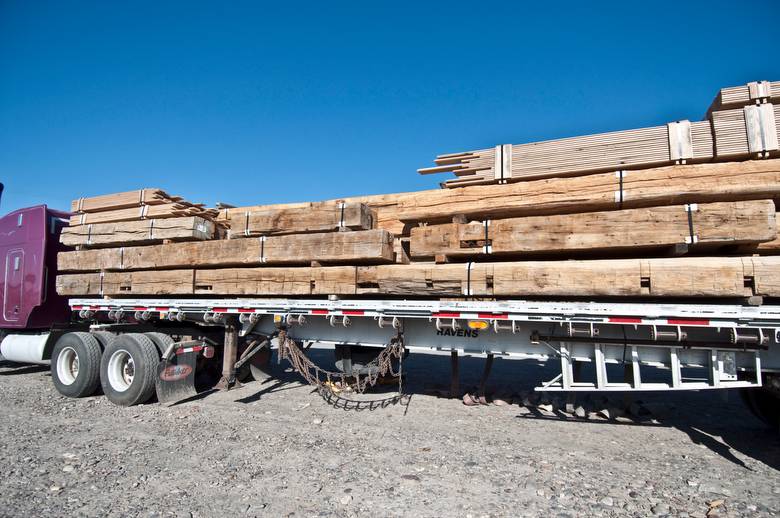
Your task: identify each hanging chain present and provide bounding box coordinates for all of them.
[276,329,405,407]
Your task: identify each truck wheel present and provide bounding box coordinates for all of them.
[143,332,175,356]
[51,332,102,398]
[100,333,160,406]
[90,331,117,350]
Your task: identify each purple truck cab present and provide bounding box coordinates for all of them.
[0,205,72,330]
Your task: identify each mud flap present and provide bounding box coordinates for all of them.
[155,352,198,404]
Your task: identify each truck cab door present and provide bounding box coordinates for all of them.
[3,249,23,322]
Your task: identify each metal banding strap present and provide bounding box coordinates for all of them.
[79,213,86,225]
[77,197,85,212]
[139,189,146,204]
[614,170,625,209]
[148,219,155,240]
[99,271,104,297]
[483,220,492,254]
[244,211,250,237]
[684,204,698,244]
[138,205,149,219]
[119,247,125,269]
[338,202,346,228]
[259,236,267,263]
[464,261,473,297]
[86,224,93,245]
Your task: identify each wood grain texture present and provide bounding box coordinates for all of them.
[57,229,395,271]
[398,159,780,224]
[59,216,215,248]
[227,202,373,237]
[409,200,777,259]
[357,256,780,298]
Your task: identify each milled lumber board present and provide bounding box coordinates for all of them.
[69,203,219,226]
[56,270,195,296]
[357,257,769,298]
[70,188,171,213]
[59,216,215,248]
[409,200,777,259]
[194,267,357,295]
[398,159,780,224]
[227,202,373,237]
[57,229,395,271]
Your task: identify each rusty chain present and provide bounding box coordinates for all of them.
[276,329,406,408]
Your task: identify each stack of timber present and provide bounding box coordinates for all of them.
[57,191,398,297]
[68,188,220,226]
[420,80,779,187]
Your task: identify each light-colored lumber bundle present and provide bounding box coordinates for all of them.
[56,256,780,298]
[70,188,174,213]
[421,121,715,187]
[409,200,777,260]
[67,188,219,227]
[711,104,779,159]
[57,229,395,271]
[69,203,220,226]
[706,80,780,115]
[399,159,780,224]
[227,201,373,237]
[420,80,778,188]
[59,216,215,248]
[356,256,780,298]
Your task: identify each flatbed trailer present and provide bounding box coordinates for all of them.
[1,203,779,427]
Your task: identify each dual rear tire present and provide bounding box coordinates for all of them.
[51,332,162,406]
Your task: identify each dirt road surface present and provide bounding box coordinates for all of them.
[1,351,779,517]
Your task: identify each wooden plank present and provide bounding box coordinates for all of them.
[227,202,373,237]
[220,191,419,236]
[69,203,220,226]
[56,267,355,296]
[59,216,215,248]
[194,267,357,295]
[356,256,778,298]
[57,229,395,271]
[398,159,780,224]
[409,200,777,259]
[70,188,170,213]
[56,270,195,296]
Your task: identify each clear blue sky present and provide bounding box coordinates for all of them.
[1,1,778,213]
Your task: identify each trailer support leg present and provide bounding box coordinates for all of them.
[450,350,460,398]
[477,353,494,404]
[217,319,241,391]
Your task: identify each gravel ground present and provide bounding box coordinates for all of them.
[1,350,779,518]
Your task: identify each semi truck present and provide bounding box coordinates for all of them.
[1,186,779,428]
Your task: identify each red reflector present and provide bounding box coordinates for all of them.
[311,309,328,315]
[238,308,254,313]
[212,308,228,313]
[433,312,460,318]
[72,305,83,310]
[155,307,169,312]
[609,317,643,323]
[133,306,147,311]
[478,313,507,319]
[667,319,709,326]
[342,310,365,316]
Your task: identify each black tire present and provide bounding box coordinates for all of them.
[100,333,160,406]
[51,332,102,398]
[90,331,117,350]
[143,332,175,356]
